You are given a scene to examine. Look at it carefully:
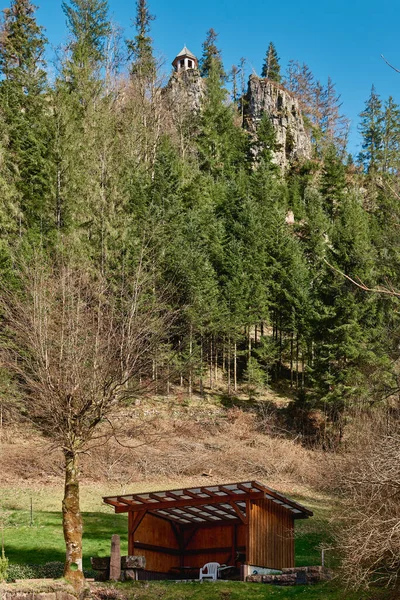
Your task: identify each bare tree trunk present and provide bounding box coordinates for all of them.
[290,330,294,388]
[62,450,85,590]
[214,341,218,384]
[209,337,213,390]
[234,341,237,392]
[188,325,193,398]
[199,338,204,396]
[227,337,231,396]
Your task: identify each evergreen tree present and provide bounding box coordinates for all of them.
[127,0,155,79]
[253,112,280,170]
[381,96,400,174]
[196,51,248,177]
[320,144,347,219]
[62,0,110,85]
[0,0,52,233]
[358,85,383,173]
[199,28,225,80]
[261,42,281,82]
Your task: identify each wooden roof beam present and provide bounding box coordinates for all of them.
[108,491,264,512]
[229,501,247,524]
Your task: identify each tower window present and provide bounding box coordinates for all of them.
[180,59,185,68]
[188,60,193,68]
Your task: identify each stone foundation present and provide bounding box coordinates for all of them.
[246,566,333,586]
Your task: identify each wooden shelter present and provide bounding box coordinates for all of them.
[103,481,313,580]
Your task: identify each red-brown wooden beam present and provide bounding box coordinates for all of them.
[111,491,265,513]
[229,501,247,524]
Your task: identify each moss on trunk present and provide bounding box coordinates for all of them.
[62,450,85,591]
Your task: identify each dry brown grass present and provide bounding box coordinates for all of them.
[0,394,321,498]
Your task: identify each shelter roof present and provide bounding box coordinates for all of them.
[103,481,313,526]
[174,46,197,61]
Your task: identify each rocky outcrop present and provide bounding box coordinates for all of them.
[165,69,205,115]
[244,75,312,169]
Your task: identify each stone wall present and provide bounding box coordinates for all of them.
[246,565,333,586]
[0,582,77,600]
[244,75,312,169]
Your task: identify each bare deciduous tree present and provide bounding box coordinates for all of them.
[335,419,400,590]
[0,252,167,589]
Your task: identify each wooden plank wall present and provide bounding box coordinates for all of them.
[248,499,294,570]
[128,514,249,573]
[132,513,180,572]
[183,523,246,568]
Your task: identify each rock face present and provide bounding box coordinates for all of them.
[165,69,205,115]
[244,75,312,169]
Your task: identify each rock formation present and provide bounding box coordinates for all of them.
[165,69,205,115]
[244,74,312,169]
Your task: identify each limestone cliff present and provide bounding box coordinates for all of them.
[244,75,312,169]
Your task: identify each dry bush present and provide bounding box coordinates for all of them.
[330,410,400,590]
[81,401,319,489]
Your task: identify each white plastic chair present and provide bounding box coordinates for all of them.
[199,562,220,582]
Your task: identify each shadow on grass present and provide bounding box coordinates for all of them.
[4,511,128,568]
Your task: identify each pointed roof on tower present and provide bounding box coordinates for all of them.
[175,46,197,61]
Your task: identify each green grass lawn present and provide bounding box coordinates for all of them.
[0,484,335,569]
[0,484,349,599]
[92,581,392,600]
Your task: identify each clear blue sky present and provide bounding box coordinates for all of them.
[20,0,400,154]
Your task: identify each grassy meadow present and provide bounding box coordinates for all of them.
[0,481,358,599]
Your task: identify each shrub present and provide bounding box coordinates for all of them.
[6,563,36,582]
[37,562,64,579]
[6,561,97,582]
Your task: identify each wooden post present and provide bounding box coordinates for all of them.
[128,511,134,555]
[110,534,121,581]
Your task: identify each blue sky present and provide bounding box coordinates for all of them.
[18,0,400,154]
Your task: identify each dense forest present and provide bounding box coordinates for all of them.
[1,0,400,592]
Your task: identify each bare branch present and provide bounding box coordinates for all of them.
[381,54,400,74]
[323,259,400,298]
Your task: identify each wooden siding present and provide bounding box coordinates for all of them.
[183,523,246,568]
[125,498,296,573]
[130,513,180,572]
[248,499,294,570]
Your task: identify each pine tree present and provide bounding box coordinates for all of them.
[358,85,383,173]
[0,0,52,233]
[381,96,400,174]
[62,0,110,86]
[253,113,280,169]
[199,28,225,80]
[261,42,281,82]
[320,144,347,218]
[196,58,248,177]
[127,0,155,79]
